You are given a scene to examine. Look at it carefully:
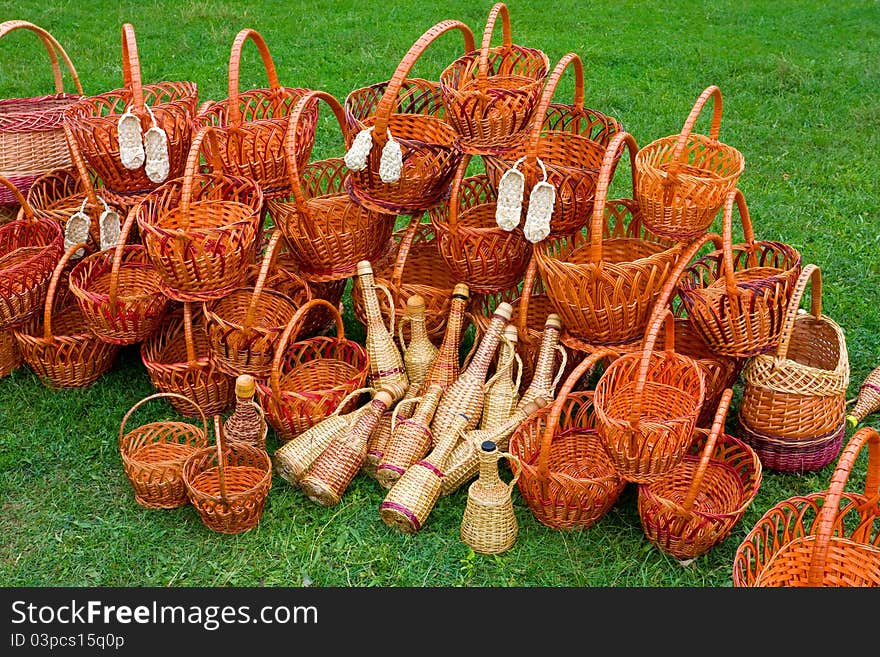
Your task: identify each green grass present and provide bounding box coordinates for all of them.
[1,0,878,587]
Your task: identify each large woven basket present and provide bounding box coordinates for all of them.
[634,85,745,240]
[438,2,548,155]
[194,28,317,201]
[0,20,83,206]
[267,90,396,282]
[134,125,263,302]
[483,52,622,237]
[733,426,880,587]
[63,24,198,210]
[343,20,475,214]
[679,188,802,358]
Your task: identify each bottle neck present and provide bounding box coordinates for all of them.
[529,326,560,388]
[412,385,443,423]
[477,449,502,487]
[425,413,469,468]
[462,314,507,381]
[409,312,430,345]
[424,296,468,388]
[348,397,390,449]
[360,273,386,333]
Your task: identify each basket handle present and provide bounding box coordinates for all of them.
[524,53,584,168]
[371,20,476,140]
[390,394,423,432]
[390,214,423,288]
[107,199,143,312]
[774,263,821,362]
[719,188,759,296]
[499,450,521,493]
[63,123,101,209]
[120,23,145,111]
[445,153,475,235]
[182,302,198,367]
[333,387,377,417]
[269,298,346,399]
[375,281,397,339]
[536,349,614,482]
[627,310,681,425]
[476,3,512,95]
[0,20,83,95]
[42,241,88,341]
[0,176,37,223]
[226,28,281,129]
[243,230,284,331]
[513,255,539,345]
[179,125,227,222]
[587,131,639,263]
[807,425,880,586]
[213,415,229,504]
[485,330,520,390]
[118,391,208,449]
[668,85,723,174]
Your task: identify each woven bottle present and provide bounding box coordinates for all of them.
[299,389,395,507]
[431,302,514,441]
[421,283,471,393]
[375,383,444,489]
[441,396,548,496]
[460,439,521,555]
[400,293,439,390]
[273,387,374,487]
[848,364,880,427]
[223,374,267,450]
[480,324,522,430]
[379,411,471,534]
[357,260,409,402]
[517,313,564,409]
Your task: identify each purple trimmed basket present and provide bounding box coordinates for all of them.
[736,413,845,473]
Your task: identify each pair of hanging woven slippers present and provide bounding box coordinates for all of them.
[344,126,403,183]
[117,105,171,184]
[495,157,556,244]
[63,196,122,259]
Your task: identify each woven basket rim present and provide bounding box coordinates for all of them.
[64,81,197,119]
[635,132,745,184]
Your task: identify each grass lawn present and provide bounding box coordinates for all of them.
[0,0,878,587]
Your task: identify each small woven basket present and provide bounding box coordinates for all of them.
[0,20,83,205]
[637,389,763,560]
[183,415,272,534]
[194,28,317,201]
[634,85,745,240]
[733,426,880,587]
[343,20,475,214]
[119,392,209,509]
[438,2,549,155]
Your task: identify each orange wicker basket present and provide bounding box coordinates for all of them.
[343,20,475,214]
[678,188,802,358]
[637,389,763,560]
[483,52,622,237]
[0,20,83,206]
[134,125,263,302]
[438,2,549,155]
[267,90,396,282]
[634,85,745,240]
[63,24,197,210]
[733,425,880,587]
[255,299,369,442]
[194,28,316,201]
[0,326,22,377]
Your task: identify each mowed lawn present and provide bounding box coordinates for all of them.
[0,0,878,587]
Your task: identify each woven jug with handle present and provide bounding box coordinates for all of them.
[460,440,521,555]
[480,324,522,429]
[223,374,268,450]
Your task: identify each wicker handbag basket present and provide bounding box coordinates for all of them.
[343,20,475,214]
[267,90,396,282]
[0,176,63,328]
[637,389,763,560]
[740,264,849,441]
[430,154,531,293]
[63,23,198,209]
[733,426,880,587]
[438,2,549,155]
[255,299,369,442]
[483,52,622,237]
[141,302,235,418]
[535,130,683,345]
[133,125,263,302]
[0,20,83,206]
[14,241,119,388]
[678,188,802,358]
[119,392,209,509]
[194,28,317,201]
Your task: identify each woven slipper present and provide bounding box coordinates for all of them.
[117,106,145,170]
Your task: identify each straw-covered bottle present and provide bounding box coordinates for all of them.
[223,374,267,450]
[399,293,438,390]
[460,439,521,555]
[480,324,522,430]
[421,283,470,393]
[518,313,565,409]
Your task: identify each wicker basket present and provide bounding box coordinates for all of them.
[14,241,118,388]
[63,23,198,209]
[183,415,272,534]
[343,20,475,214]
[0,327,22,377]
[733,426,880,587]
[134,125,263,302]
[119,392,209,509]
[0,20,83,206]
[483,52,622,237]
[194,28,317,201]
[267,90,396,282]
[141,302,235,418]
[255,299,369,442]
[679,188,802,358]
[508,350,626,529]
[438,2,549,155]
[637,389,763,560]
[635,85,745,240]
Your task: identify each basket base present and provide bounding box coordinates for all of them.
[378,502,420,534]
[299,476,341,507]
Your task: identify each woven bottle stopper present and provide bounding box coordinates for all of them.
[460,439,520,554]
[421,283,471,393]
[223,374,267,450]
[518,313,565,409]
[848,364,880,428]
[300,389,395,507]
[481,324,522,430]
[400,293,439,390]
